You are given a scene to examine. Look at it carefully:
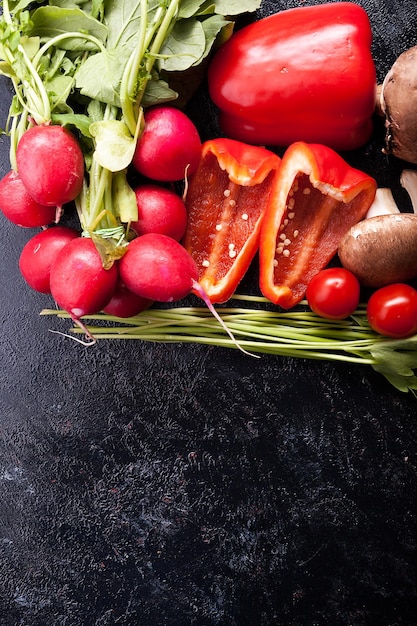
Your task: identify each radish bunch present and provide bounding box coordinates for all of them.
[0,0,260,346]
[2,107,209,339]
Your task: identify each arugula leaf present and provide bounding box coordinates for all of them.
[28,6,108,50]
[103,0,162,49]
[75,44,132,106]
[142,77,178,107]
[158,17,207,72]
[212,0,261,15]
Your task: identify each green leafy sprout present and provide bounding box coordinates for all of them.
[41,295,417,394]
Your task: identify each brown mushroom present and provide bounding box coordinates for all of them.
[379,46,417,164]
[338,213,417,287]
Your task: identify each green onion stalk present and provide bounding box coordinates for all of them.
[41,295,417,394]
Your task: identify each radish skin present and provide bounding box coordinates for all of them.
[16,125,84,207]
[50,237,118,338]
[132,107,202,182]
[131,184,188,241]
[0,170,57,227]
[19,226,80,294]
[103,281,153,318]
[119,233,198,302]
[119,233,257,355]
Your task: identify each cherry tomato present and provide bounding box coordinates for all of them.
[366,283,417,338]
[306,267,360,320]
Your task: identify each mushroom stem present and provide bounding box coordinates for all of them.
[400,169,417,213]
[365,187,400,218]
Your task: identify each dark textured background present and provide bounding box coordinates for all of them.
[1,1,417,625]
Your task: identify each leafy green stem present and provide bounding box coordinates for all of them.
[120,0,150,135]
[142,0,180,88]
[40,299,417,393]
[17,43,51,121]
[2,0,12,25]
[33,32,106,64]
[120,0,180,135]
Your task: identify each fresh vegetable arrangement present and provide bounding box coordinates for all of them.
[1,0,417,394]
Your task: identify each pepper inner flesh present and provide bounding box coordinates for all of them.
[274,174,341,286]
[186,152,276,283]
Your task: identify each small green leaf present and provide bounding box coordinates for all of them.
[28,6,108,50]
[112,170,138,223]
[199,14,231,63]
[89,119,136,172]
[196,4,218,17]
[90,232,127,270]
[178,0,210,19]
[19,35,40,61]
[0,60,15,78]
[142,78,178,107]
[7,0,34,13]
[212,0,261,15]
[75,46,131,106]
[371,364,417,393]
[51,112,92,138]
[370,342,417,392]
[46,74,75,109]
[158,18,206,72]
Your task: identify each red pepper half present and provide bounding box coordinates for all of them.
[259,142,377,308]
[183,138,281,303]
[208,2,376,151]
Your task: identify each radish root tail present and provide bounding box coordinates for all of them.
[191,280,259,358]
[49,315,97,346]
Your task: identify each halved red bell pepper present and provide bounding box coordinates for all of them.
[259,141,377,308]
[208,2,377,151]
[183,138,281,303]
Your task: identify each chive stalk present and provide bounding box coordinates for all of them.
[41,296,417,394]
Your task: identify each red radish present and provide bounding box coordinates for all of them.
[0,170,57,227]
[16,124,84,207]
[119,232,255,355]
[103,280,153,318]
[119,233,198,302]
[131,183,188,241]
[19,226,80,294]
[50,237,118,338]
[132,107,202,182]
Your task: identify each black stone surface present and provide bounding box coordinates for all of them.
[1,1,417,625]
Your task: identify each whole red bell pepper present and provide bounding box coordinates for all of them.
[259,142,377,308]
[208,2,377,151]
[183,138,281,303]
